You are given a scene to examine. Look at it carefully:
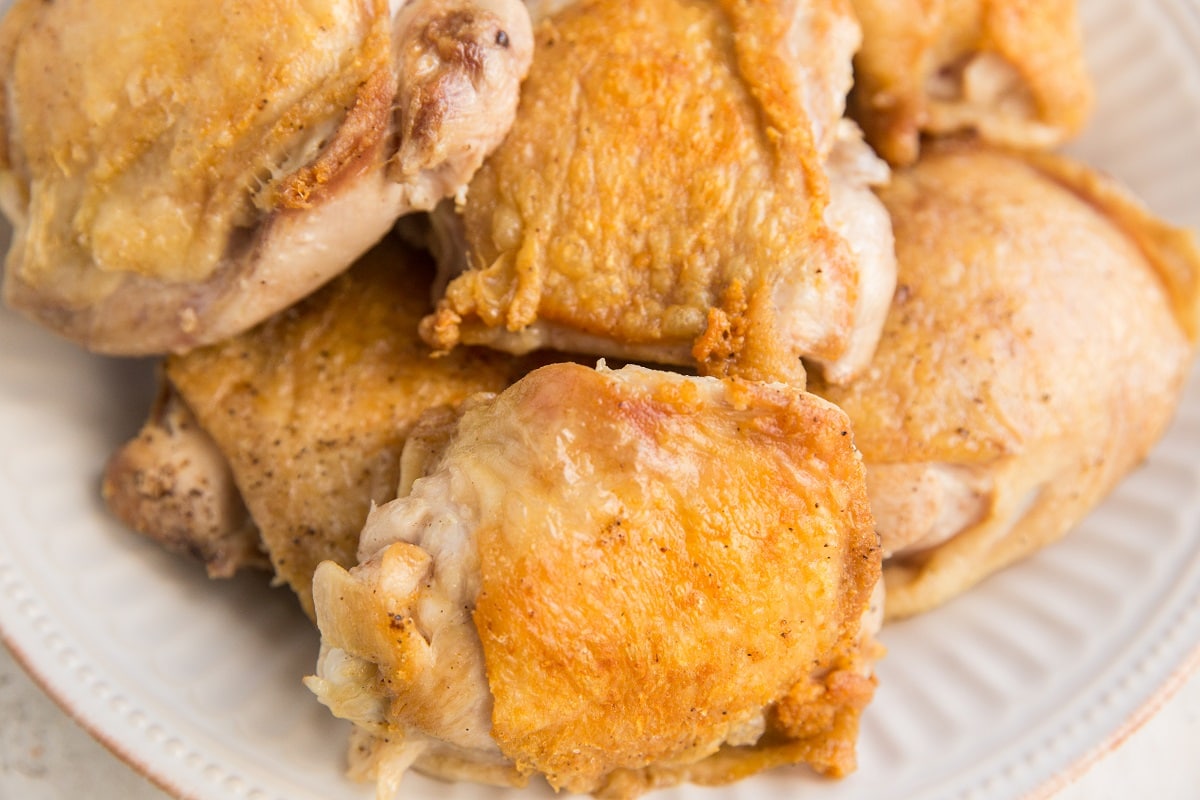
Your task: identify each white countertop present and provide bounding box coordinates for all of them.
[3,638,1198,800]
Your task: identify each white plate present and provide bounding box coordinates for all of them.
[2,1,1200,799]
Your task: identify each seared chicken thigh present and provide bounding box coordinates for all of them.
[106,237,539,617]
[811,141,1200,618]
[420,0,895,386]
[848,0,1093,166]
[0,0,532,354]
[307,362,882,797]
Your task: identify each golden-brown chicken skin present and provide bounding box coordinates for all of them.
[0,0,532,354]
[848,0,1093,166]
[420,0,896,386]
[811,141,1200,619]
[157,236,538,617]
[306,362,882,798]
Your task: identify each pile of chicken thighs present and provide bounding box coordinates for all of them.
[2,0,1199,797]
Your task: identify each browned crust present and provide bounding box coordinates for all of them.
[391,9,491,175]
[0,0,51,178]
[691,279,809,387]
[268,58,397,210]
[714,0,835,216]
[474,365,880,792]
[419,0,859,382]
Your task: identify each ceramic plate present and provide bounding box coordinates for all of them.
[2,1,1199,799]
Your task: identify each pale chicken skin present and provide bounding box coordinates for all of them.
[102,382,265,579]
[306,362,882,798]
[811,141,1200,619]
[0,0,532,354]
[154,237,540,618]
[848,0,1093,166]
[420,0,895,386]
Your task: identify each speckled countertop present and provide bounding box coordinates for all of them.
[3,640,1198,800]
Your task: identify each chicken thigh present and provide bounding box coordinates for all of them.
[0,0,532,354]
[105,236,540,617]
[307,362,882,797]
[811,141,1200,618]
[419,0,895,386]
[848,0,1093,166]
[103,381,265,579]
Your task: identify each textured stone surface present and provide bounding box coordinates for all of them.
[1,644,166,799]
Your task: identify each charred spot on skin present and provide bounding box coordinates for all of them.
[408,97,448,152]
[424,10,487,83]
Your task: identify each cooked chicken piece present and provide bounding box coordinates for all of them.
[810,141,1200,619]
[0,0,532,354]
[156,236,538,617]
[847,0,1093,166]
[306,362,882,798]
[419,0,895,386]
[102,380,265,579]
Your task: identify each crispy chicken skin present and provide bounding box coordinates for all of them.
[0,0,532,354]
[848,0,1093,166]
[159,237,536,617]
[419,0,895,386]
[811,141,1200,619]
[306,362,882,797]
[102,381,265,579]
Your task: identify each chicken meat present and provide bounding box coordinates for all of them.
[0,0,532,354]
[102,381,265,579]
[847,0,1093,166]
[106,236,542,617]
[418,0,895,386]
[810,140,1200,618]
[306,361,883,797]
